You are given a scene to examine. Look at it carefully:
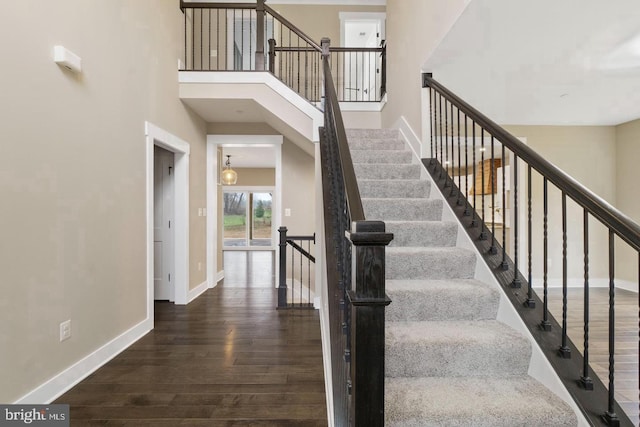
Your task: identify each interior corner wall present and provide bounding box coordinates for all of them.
[615,118,640,284]
[382,0,469,135]
[0,0,206,402]
[502,125,617,284]
[281,139,316,236]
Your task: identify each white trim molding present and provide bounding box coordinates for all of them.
[188,280,209,303]
[145,122,190,308]
[15,318,152,404]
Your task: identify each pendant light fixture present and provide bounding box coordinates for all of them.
[221,154,238,185]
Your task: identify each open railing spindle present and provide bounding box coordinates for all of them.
[580,209,594,390]
[559,193,571,358]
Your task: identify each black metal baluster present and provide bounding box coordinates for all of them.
[541,178,551,331]
[291,241,296,306]
[500,144,508,269]
[464,114,470,215]
[192,9,196,69]
[457,109,462,204]
[580,209,593,389]
[439,94,443,177]
[471,122,477,227]
[299,239,303,305]
[603,230,619,425]
[444,99,449,185]
[524,165,535,307]
[449,101,455,196]
[512,155,521,287]
[429,88,434,161]
[208,10,211,70]
[559,192,571,358]
[489,136,497,253]
[184,9,187,69]
[308,239,311,306]
[249,11,253,69]
[480,129,487,240]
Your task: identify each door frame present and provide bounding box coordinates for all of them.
[339,12,386,47]
[207,135,283,289]
[146,122,190,319]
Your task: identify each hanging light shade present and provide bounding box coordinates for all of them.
[221,155,238,185]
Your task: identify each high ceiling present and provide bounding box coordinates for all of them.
[424,0,640,126]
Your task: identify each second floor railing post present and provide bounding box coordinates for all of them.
[278,226,288,308]
[380,40,386,97]
[347,220,393,427]
[255,0,266,70]
[268,38,276,73]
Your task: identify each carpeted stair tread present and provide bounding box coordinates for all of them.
[385,376,577,426]
[386,247,476,280]
[351,149,413,164]
[348,138,406,151]
[358,179,430,199]
[363,198,442,221]
[386,279,499,321]
[386,320,531,378]
[354,163,421,180]
[346,128,399,139]
[385,221,457,247]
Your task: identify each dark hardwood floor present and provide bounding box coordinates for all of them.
[56,251,328,426]
[545,287,639,426]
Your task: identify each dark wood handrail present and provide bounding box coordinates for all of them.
[181,1,255,10]
[424,74,640,252]
[287,240,316,263]
[323,49,364,221]
[264,4,322,51]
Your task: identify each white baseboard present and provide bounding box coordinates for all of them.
[217,270,224,282]
[394,116,422,161]
[188,280,209,303]
[15,317,152,404]
[532,277,637,292]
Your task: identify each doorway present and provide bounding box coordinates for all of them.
[154,146,175,301]
[340,12,386,101]
[223,189,274,248]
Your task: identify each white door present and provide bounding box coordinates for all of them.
[154,146,175,301]
[343,18,383,101]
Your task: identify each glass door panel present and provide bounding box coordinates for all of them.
[223,191,247,247]
[251,192,272,246]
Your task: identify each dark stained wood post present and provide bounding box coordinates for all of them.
[255,0,266,70]
[268,38,276,73]
[347,220,393,427]
[278,226,288,308]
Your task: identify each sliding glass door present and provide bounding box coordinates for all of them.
[223,189,274,248]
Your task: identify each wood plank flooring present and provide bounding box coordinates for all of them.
[56,251,328,426]
[545,287,639,426]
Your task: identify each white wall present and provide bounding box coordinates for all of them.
[0,0,207,403]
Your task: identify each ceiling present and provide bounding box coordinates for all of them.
[222,146,276,168]
[424,0,640,126]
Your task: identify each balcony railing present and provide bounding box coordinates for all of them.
[180,0,385,104]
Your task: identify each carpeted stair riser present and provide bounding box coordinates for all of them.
[358,179,430,199]
[354,163,422,180]
[386,320,531,378]
[385,279,499,322]
[363,198,442,221]
[350,149,413,164]
[386,377,577,427]
[386,221,457,247]
[348,138,406,151]
[386,247,476,280]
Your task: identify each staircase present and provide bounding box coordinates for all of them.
[346,128,577,426]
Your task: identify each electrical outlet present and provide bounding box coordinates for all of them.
[285,208,291,217]
[60,320,71,342]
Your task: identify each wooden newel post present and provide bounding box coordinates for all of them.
[278,226,288,308]
[268,38,276,73]
[347,220,393,427]
[255,0,266,70]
